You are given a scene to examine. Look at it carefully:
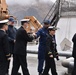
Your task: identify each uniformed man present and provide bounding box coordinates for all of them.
[34,20,50,75]
[11,19,35,75]
[7,17,17,54]
[42,26,59,75]
[6,17,17,75]
[0,20,10,75]
[72,33,76,75]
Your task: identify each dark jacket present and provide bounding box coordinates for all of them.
[0,30,10,61]
[72,33,76,58]
[13,26,33,55]
[45,34,58,59]
[7,25,17,53]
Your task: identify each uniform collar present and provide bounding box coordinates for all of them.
[9,25,14,27]
[0,29,5,32]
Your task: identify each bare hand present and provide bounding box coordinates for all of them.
[49,55,53,58]
[14,40,16,43]
[33,33,36,36]
[32,33,37,39]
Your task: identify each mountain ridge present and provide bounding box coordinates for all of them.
[7,2,53,24]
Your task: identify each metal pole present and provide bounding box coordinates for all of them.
[27,50,72,58]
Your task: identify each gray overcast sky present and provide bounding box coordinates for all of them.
[6,0,56,5]
[51,0,56,2]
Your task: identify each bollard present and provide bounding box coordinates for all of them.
[62,57,74,75]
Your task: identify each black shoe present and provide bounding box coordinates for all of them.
[47,73,50,75]
[41,73,50,75]
[17,72,21,75]
[39,73,42,75]
[5,73,9,75]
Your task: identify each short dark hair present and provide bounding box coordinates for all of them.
[21,21,28,25]
[0,23,6,28]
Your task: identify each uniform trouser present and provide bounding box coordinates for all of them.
[0,61,8,75]
[11,54,30,75]
[38,58,45,73]
[6,60,10,74]
[72,58,76,75]
[42,58,58,75]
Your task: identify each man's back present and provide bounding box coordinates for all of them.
[13,26,33,55]
[0,30,9,61]
[72,33,76,58]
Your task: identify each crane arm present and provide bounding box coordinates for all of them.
[24,16,43,33]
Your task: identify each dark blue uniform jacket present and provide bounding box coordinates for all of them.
[36,27,48,59]
[7,25,17,53]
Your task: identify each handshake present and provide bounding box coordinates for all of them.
[28,33,37,39]
[32,33,37,39]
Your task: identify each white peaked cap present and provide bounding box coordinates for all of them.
[48,26,54,29]
[48,26,57,30]
[20,19,30,22]
[0,19,9,24]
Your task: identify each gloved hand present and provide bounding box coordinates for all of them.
[56,56,59,61]
[55,52,59,60]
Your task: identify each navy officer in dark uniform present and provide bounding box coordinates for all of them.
[35,20,50,75]
[11,19,35,75]
[42,26,59,75]
[72,33,76,75]
[0,20,10,75]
